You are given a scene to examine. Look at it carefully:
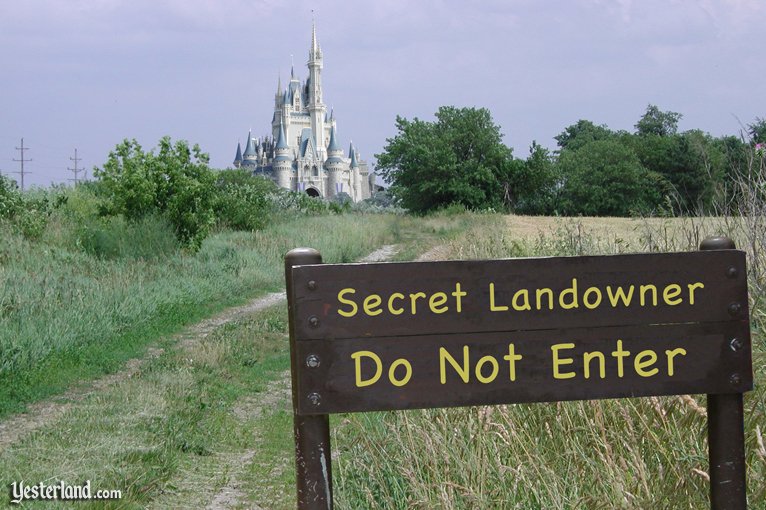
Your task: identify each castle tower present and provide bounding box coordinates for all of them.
[273,121,292,189]
[325,125,344,197]
[307,21,327,160]
[242,130,257,168]
[233,142,242,168]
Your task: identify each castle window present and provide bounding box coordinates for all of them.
[312,165,319,177]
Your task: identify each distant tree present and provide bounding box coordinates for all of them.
[554,120,614,151]
[557,139,668,216]
[748,117,766,144]
[376,106,520,213]
[635,104,682,137]
[510,141,559,214]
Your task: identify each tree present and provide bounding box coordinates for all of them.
[748,117,766,144]
[510,141,559,214]
[94,137,216,249]
[554,120,614,151]
[375,106,518,213]
[635,104,682,137]
[557,139,668,216]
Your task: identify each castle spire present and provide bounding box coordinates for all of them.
[276,73,282,95]
[233,142,242,167]
[327,125,342,156]
[243,130,256,159]
[311,18,318,55]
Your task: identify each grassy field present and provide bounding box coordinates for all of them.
[333,214,766,509]
[0,212,406,418]
[0,212,763,508]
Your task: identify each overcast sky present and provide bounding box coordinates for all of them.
[1,0,764,188]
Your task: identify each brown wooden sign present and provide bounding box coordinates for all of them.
[289,251,752,416]
[285,240,752,509]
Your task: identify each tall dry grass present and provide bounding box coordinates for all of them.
[333,148,766,508]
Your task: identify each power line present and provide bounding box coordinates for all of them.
[68,148,84,184]
[12,138,32,191]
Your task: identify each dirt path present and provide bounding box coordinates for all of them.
[204,245,400,509]
[0,291,287,453]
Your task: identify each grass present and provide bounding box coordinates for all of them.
[0,211,480,508]
[4,211,762,508]
[0,213,401,418]
[332,215,766,509]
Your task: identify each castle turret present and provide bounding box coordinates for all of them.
[273,121,292,189]
[307,21,327,160]
[325,125,344,197]
[242,131,257,168]
[233,142,242,168]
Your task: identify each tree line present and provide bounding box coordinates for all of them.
[376,105,766,216]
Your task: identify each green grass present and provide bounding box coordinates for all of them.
[0,303,293,508]
[0,213,400,417]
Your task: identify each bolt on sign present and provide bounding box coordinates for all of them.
[285,239,753,510]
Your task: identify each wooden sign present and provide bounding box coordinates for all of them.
[289,251,752,415]
[284,239,753,510]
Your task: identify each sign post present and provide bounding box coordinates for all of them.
[285,248,332,510]
[285,238,753,509]
[701,237,747,510]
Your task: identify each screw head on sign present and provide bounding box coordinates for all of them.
[307,280,317,291]
[308,316,320,328]
[729,373,742,386]
[306,354,321,368]
[726,267,739,279]
[730,338,743,352]
[308,392,322,406]
[728,302,742,316]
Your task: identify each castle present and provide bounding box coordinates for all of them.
[233,24,373,202]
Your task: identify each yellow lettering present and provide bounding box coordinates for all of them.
[410,292,426,315]
[351,351,382,387]
[512,289,531,311]
[606,285,634,307]
[363,294,382,316]
[687,282,704,305]
[551,343,576,379]
[503,343,523,381]
[611,339,631,378]
[665,348,686,376]
[389,359,412,387]
[388,293,405,315]
[536,288,554,310]
[663,284,682,306]
[634,350,659,377]
[583,351,606,379]
[583,287,602,310]
[429,292,449,314]
[559,279,579,310]
[452,283,467,313]
[640,284,657,306]
[440,346,470,384]
[475,355,499,384]
[337,288,358,317]
[489,283,509,311]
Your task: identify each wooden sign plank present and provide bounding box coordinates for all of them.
[290,251,748,342]
[294,321,752,415]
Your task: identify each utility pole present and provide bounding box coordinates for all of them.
[68,148,83,185]
[13,138,31,191]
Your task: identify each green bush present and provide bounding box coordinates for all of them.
[94,137,217,249]
[213,170,276,231]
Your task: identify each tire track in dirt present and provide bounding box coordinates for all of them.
[0,292,286,453]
